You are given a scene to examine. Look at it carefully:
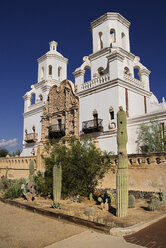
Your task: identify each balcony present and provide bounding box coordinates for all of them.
[49,124,65,138]
[82,119,103,134]
[25,133,38,143]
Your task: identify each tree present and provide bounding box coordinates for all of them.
[136,120,166,153]
[43,136,114,197]
[11,149,21,157]
[0,148,9,157]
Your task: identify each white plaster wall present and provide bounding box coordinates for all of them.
[90,55,109,79]
[97,134,117,153]
[79,86,119,133]
[128,91,145,117]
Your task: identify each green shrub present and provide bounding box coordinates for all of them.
[34,171,51,196]
[43,137,113,197]
[3,184,22,199]
[128,194,135,208]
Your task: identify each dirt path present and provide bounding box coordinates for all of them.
[0,201,86,248]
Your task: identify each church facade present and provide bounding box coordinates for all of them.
[21,13,166,156]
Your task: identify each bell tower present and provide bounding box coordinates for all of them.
[91,12,131,53]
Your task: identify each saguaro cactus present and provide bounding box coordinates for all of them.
[29,160,34,182]
[53,164,62,203]
[116,106,128,217]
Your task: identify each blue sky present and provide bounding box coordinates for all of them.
[0,0,166,152]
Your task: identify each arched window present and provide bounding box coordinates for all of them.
[48,65,52,75]
[110,29,116,44]
[31,93,36,105]
[58,66,62,78]
[134,66,141,81]
[121,32,126,49]
[98,32,103,50]
[41,67,44,79]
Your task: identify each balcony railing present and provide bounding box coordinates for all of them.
[49,124,65,138]
[82,119,103,134]
[25,133,38,143]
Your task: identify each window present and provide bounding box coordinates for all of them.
[53,46,55,50]
[110,29,116,44]
[48,65,52,75]
[58,119,62,131]
[58,66,62,78]
[31,93,35,105]
[98,32,103,50]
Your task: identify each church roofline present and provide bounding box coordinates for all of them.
[90,12,131,31]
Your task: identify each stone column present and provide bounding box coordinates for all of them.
[116,106,128,217]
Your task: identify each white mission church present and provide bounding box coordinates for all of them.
[21,12,166,157]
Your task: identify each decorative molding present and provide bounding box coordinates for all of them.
[90,12,131,31]
[37,53,68,64]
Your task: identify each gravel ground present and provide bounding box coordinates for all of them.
[0,201,86,248]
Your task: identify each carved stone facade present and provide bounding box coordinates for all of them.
[41,80,79,143]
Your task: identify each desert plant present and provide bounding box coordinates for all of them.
[44,136,113,197]
[148,198,161,211]
[3,184,22,199]
[22,181,35,201]
[34,171,49,196]
[128,194,135,208]
[51,201,61,209]
[84,206,95,217]
[53,164,62,203]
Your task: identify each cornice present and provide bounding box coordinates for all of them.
[89,47,110,60]
[90,12,131,31]
[23,105,44,117]
[107,51,125,62]
[73,69,85,77]
[127,109,166,126]
[37,53,68,63]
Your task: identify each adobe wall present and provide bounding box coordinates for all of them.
[99,153,166,192]
[0,156,37,179]
[0,152,166,192]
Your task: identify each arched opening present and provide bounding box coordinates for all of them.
[134,66,141,81]
[121,32,126,49]
[110,29,116,45]
[41,67,44,80]
[98,32,103,50]
[48,65,52,75]
[58,66,62,78]
[84,66,91,82]
[31,93,36,105]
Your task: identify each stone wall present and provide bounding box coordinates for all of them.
[99,152,166,192]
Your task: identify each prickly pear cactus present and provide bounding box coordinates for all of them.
[53,164,62,203]
[116,106,128,217]
[29,160,34,182]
